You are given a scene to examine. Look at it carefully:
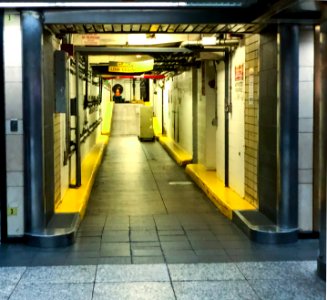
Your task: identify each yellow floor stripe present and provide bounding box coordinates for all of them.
[186,164,256,219]
[158,135,192,166]
[55,135,109,219]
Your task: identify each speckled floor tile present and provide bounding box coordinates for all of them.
[0,267,26,299]
[173,281,259,300]
[0,267,26,282]
[236,260,320,280]
[10,283,93,300]
[248,279,326,300]
[19,265,96,284]
[96,264,169,282]
[168,263,244,281]
[93,282,175,300]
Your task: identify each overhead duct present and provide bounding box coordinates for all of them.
[179,38,240,48]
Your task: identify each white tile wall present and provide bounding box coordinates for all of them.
[204,61,217,170]
[298,184,313,231]
[7,171,24,187]
[298,133,313,170]
[298,29,314,231]
[229,46,245,197]
[4,11,24,236]
[299,81,314,118]
[7,186,24,235]
[216,61,225,181]
[6,134,23,171]
[174,70,193,155]
[299,169,313,184]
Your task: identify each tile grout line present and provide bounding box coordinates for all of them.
[158,225,178,300]
[91,264,98,299]
[233,262,264,300]
[140,142,169,214]
[7,266,28,299]
[129,216,133,264]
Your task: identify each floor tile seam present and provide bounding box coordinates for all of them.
[180,225,197,256]
[140,142,169,214]
[233,260,265,300]
[91,265,98,299]
[170,279,250,283]
[6,266,27,299]
[95,279,172,284]
[152,221,177,300]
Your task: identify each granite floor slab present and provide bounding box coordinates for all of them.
[173,280,260,300]
[10,283,94,300]
[93,282,175,300]
[0,262,325,299]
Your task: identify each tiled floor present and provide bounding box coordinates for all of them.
[0,262,325,299]
[0,136,325,299]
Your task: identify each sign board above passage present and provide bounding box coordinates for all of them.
[108,60,154,73]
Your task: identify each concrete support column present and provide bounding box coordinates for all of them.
[277,25,299,231]
[21,11,45,233]
[317,20,327,281]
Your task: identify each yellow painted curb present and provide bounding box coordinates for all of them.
[101,101,114,135]
[153,116,162,139]
[159,135,192,166]
[186,164,256,219]
[56,135,109,219]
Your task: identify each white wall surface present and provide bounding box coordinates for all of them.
[153,80,163,133]
[298,29,314,231]
[204,61,217,170]
[229,45,245,197]
[4,11,24,236]
[197,67,206,165]
[173,71,193,154]
[163,78,172,136]
[216,61,225,181]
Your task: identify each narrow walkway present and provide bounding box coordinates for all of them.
[0,136,320,266]
[0,136,324,299]
[78,136,318,265]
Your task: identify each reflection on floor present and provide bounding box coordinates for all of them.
[0,136,325,299]
[0,136,320,265]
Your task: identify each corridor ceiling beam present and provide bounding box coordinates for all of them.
[75,46,193,54]
[43,8,256,24]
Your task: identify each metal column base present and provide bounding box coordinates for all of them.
[25,213,80,248]
[233,210,298,244]
[317,256,326,281]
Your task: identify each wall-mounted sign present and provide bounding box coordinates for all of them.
[235,63,244,101]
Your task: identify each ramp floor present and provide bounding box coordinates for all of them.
[0,136,320,266]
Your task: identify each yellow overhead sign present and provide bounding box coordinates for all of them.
[108,59,154,73]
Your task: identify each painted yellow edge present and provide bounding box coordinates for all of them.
[185,164,256,220]
[101,101,114,135]
[158,135,192,166]
[153,116,162,138]
[55,135,109,219]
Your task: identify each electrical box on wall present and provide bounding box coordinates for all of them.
[54,50,68,113]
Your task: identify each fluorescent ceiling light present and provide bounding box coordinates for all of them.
[0,2,187,8]
[0,2,244,8]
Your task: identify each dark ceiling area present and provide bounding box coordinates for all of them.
[38,0,325,76]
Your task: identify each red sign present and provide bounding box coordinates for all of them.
[235,64,244,81]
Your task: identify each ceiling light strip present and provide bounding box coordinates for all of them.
[0,2,243,8]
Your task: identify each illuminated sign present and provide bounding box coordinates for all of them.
[108,58,154,73]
